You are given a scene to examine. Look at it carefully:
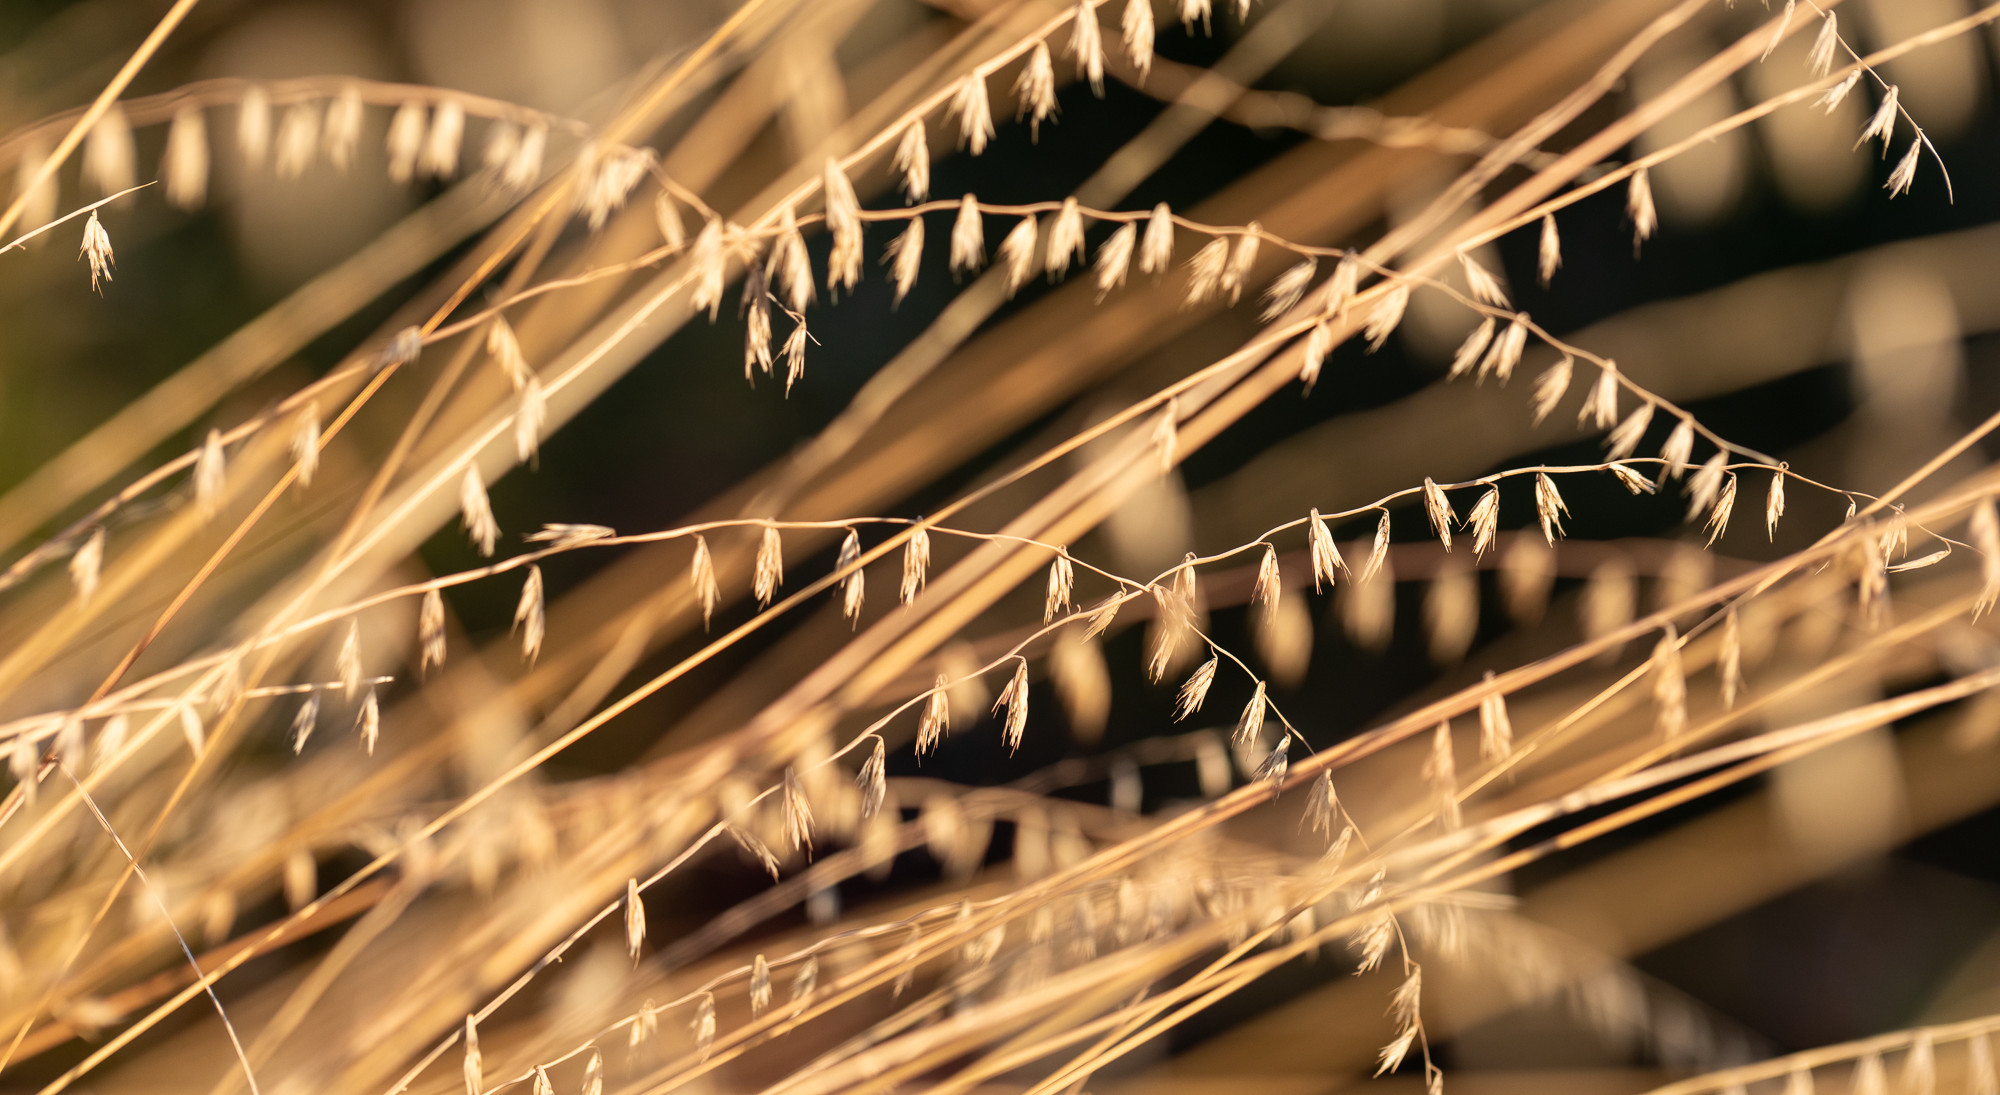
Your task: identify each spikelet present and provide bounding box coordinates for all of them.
[738,269,773,374]
[1422,478,1454,551]
[995,660,1030,750]
[502,124,546,191]
[576,143,655,228]
[1152,398,1178,473]
[1605,463,1652,496]
[1581,558,1635,658]
[1628,167,1657,248]
[514,565,545,663]
[893,119,929,203]
[7,735,38,805]
[1308,509,1346,590]
[386,100,425,182]
[1081,592,1121,640]
[481,119,519,181]
[459,466,499,556]
[1853,1052,1888,1095]
[1252,543,1283,622]
[234,85,271,169]
[1500,534,1554,624]
[790,955,818,1007]
[463,1015,482,1095]
[1886,138,1921,197]
[1027,550,1072,628]
[1459,251,1508,307]
[1425,720,1461,828]
[948,194,987,277]
[1459,488,1499,561]
[1092,221,1137,299]
[356,687,380,755]
[69,526,104,605]
[1704,473,1738,546]
[79,212,115,293]
[1363,282,1410,350]
[1860,85,1900,148]
[823,158,864,296]
[515,375,547,465]
[82,104,135,196]
[1652,626,1687,737]
[1046,197,1085,279]
[1220,225,1259,304]
[900,525,931,605]
[1974,499,2000,617]
[1262,257,1316,321]
[1173,654,1217,721]
[854,736,889,820]
[1652,417,1693,480]
[1538,214,1562,284]
[1532,355,1573,426]
[1819,70,1862,112]
[1476,670,1514,761]
[753,525,784,607]
[1358,510,1392,585]
[884,217,924,306]
[1719,607,1744,709]
[837,527,866,624]
[290,696,318,753]
[918,673,951,755]
[419,588,446,673]
[1303,770,1338,839]
[782,766,815,853]
[163,105,209,209]
[1139,202,1175,275]
[1970,1033,1997,1095]
[1532,472,1569,545]
[1108,0,1154,81]
[1426,557,1477,662]
[1579,361,1619,429]
[1000,215,1039,295]
[582,1051,604,1095]
[750,954,773,1015]
[1015,41,1058,139]
[1180,0,1212,31]
[1256,738,1290,787]
[754,223,803,322]
[1805,11,1841,76]
[689,217,728,320]
[1904,1031,1935,1095]
[185,429,226,517]
[1449,317,1496,380]
[274,101,321,178]
[482,319,530,394]
[1233,681,1268,748]
[1481,315,1528,383]
[1183,238,1229,306]
[951,74,996,156]
[1784,1068,1814,1095]
[1606,402,1654,461]
[650,194,686,259]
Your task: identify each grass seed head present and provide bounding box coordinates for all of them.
[1422,477,1455,551]
[1122,0,1155,79]
[1140,202,1175,274]
[1538,213,1562,284]
[78,211,115,293]
[164,105,209,208]
[893,119,929,203]
[1015,41,1058,138]
[275,101,321,178]
[1046,197,1084,279]
[1071,0,1105,94]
